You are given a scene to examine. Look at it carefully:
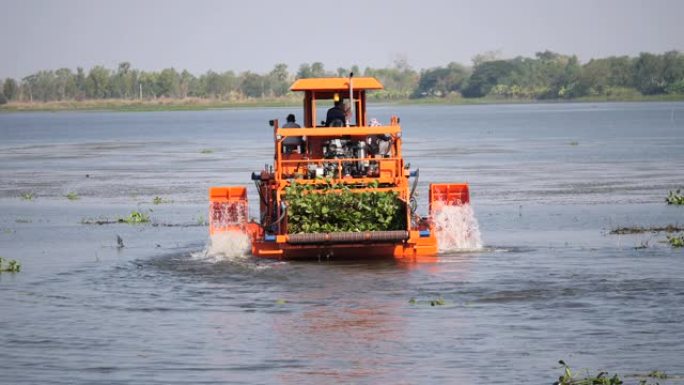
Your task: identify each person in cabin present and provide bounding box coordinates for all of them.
[282,113,303,153]
[325,93,346,127]
[282,113,300,128]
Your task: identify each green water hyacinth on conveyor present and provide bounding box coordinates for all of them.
[284,180,405,234]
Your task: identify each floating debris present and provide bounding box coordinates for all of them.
[65,192,80,201]
[554,360,622,385]
[666,189,684,205]
[409,297,447,306]
[610,225,683,234]
[20,192,35,201]
[117,211,150,224]
[667,234,684,248]
[0,257,21,273]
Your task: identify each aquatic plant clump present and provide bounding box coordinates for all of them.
[284,182,405,234]
[0,257,21,273]
[20,192,35,201]
[666,189,684,205]
[117,211,150,224]
[667,234,684,248]
[647,370,668,380]
[554,361,623,385]
[152,196,172,205]
[65,192,80,201]
[409,297,446,306]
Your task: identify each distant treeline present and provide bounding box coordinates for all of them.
[1,50,684,105]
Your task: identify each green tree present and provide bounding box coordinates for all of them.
[139,71,160,98]
[240,72,265,98]
[86,66,111,98]
[296,62,328,78]
[0,80,6,105]
[337,65,360,77]
[24,71,59,102]
[606,56,634,88]
[550,55,585,98]
[198,70,237,99]
[268,63,290,97]
[633,52,667,95]
[472,50,502,67]
[2,78,18,100]
[366,58,418,99]
[74,67,87,100]
[462,60,515,97]
[157,68,180,97]
[220,71,238,98]
[111,62,135,99]
[201,71,221,98]
[412,62,467,97]
[498,56,549,98]
[179,70,194,98]
[662,51,684,92]
[55,68,75,100]
[22,74,36,102]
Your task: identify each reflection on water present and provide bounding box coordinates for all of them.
[1,103,684,384]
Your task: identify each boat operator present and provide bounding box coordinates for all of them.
[325,96,346,127]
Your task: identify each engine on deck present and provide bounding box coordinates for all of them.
[309,135,391,178]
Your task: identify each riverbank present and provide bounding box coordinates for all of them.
[1,93,683,112]
[0,97,302,112]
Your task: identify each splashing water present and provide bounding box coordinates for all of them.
[192,231,252,263]
[432,203,483,252]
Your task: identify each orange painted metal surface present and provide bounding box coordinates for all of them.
[208,186,248,235]
[290,77,383,92]
[429,183,470,213]
[209,77,470,260]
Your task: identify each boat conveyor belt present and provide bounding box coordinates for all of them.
[286,230,409,245]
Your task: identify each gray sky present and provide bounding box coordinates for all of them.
[2,0,684,79]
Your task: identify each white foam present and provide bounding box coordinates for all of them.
[432,203,483,252]
[192,231,252,263]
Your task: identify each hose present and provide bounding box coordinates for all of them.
[270,202,287,232]
[410,168,420,200]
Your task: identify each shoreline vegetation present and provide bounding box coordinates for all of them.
[1,92,683,112]
[2,50,684,112]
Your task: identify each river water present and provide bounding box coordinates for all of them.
[1,102,683,384]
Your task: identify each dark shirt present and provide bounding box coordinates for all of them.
[325,106,346,127]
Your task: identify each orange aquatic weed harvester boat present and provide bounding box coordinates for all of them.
[209,76,469,259]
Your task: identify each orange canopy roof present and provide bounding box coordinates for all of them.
[290,77,384,92]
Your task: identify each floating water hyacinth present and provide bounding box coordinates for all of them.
[0,257,21,273]
[666,189,684,205]
[65,192,80,201]
[554,361,623,385]
[20,192,34,201]
[117,211,150,224]
[667,234,684,248]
